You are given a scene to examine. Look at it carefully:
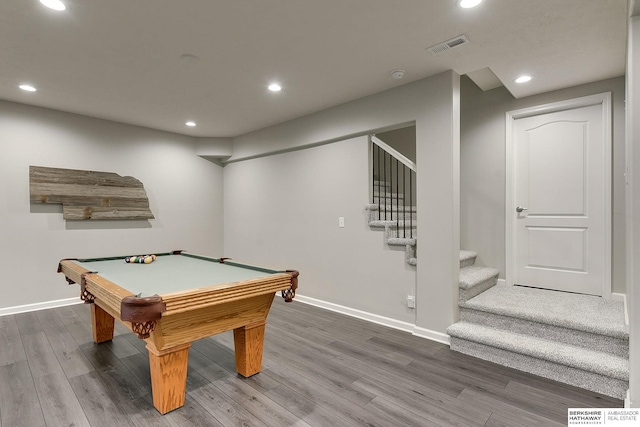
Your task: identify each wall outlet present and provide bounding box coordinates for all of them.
[338,217,345,228]
[407,295,415,309]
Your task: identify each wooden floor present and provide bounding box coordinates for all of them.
[0,298,622,427]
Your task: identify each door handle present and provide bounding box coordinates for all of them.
[516,206,528,213]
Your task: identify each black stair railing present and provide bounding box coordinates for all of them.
[370,135,417,239]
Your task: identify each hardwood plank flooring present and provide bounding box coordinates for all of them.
[0,315,27,366]
[34,372,91,427]
[0,298,623,426]
[0,360,46,427]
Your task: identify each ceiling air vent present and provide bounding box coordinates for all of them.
[427,34,470,54]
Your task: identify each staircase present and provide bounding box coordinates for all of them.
[448,251,629,400]
[367,135,628,400]
[367,135,417,266]
[365,181,417,265]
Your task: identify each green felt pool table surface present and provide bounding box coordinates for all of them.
[75,252,285,297]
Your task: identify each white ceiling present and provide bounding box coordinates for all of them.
[0,0,628,137]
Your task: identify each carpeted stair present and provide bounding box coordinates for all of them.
[366,181,417,265]
[458,250,499,303]
[448,254,629,399]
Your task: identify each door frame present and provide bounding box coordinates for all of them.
[505,92,612,298]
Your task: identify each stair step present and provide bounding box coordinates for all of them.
[387,231,417,241]
[364,203,417,266]
[458,266,498,303]
[448,322,628,399]
[366,203,417,212]
[459,307,629,357]
[372,179,391,187]
[386,237,416,247]
[461,284,628,339]
[366,205,417,224]
[372,180,410,190]
[459,250,477,268]
[372,199,415,210]
[405,244,417,265]
[371,209,417,216]
[369,213,418,223]
[448,322,629,380]
[368,219,417,228]
[372,192,406,199]
[385,224,417,237]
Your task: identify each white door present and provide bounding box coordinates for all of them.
[508,94,611,296]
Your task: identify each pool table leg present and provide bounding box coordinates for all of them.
[233,320,266,377]
[146,343,191,414]
[90,304,114,343]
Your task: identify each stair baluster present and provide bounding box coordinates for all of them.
[367,135,417,265]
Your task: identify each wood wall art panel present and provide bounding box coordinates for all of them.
[29,166,155,220]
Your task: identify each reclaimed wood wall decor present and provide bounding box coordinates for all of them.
[29,166,155,220]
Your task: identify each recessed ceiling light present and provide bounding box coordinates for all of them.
[180,54,199,62]
[185,121,196,127]
[40,0,66,11]
[268,83,282,92]
[19,84,37,92]
[514,75,533,84]
[459,0,484,8]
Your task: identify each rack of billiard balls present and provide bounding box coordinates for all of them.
[124,254,157,264]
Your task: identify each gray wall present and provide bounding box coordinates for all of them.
[376,126,416,162]
[224,72,460,339]
[227,75,444,162]
[415,71,460,338]
[224,136,417,322]
[460,75,626,294]
[0,100,225,309]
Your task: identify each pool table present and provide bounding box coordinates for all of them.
[57,250,298,414]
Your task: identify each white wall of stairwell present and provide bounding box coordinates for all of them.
[460,75,626,294]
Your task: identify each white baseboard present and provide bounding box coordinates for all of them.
[413,326,450,345]
[611,292,628,326]
[294,294,450,345]
[0,297,81,317]
[294,294,415,333]
[497,278,506,286]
